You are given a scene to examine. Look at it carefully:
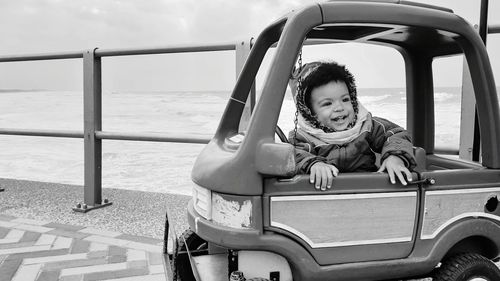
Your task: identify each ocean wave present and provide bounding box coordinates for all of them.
[359,94,393,103]
[434,92,457,102]
[0,89,466,195]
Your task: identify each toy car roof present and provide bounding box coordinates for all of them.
[251,1,499,168]
[272,0,473,57]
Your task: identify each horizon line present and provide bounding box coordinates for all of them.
[0,86,473,93]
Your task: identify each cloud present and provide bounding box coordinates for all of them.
[0,0,320,54]
[0,0,498,91]
[183,0,317,43]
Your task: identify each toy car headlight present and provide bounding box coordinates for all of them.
[193,183,253,229]
[193,183,212,220]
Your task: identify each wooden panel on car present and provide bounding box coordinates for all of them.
[270,192,417,248]
[421,187,500,239]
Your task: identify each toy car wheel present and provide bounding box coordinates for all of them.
[175,228,208,281]
[432,253,500,281]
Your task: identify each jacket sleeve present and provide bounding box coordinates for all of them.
[288,131,327,174]
[370,117,417,170]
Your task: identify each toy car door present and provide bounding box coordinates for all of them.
[264,172,420,265]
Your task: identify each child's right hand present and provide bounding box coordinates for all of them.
[310,162,339,191]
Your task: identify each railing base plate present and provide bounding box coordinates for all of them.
[72,201,112,213]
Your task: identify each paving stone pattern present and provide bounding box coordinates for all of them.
[0,215,166,281]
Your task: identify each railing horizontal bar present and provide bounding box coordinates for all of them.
[489,25,500,34]
[0,128,83,138]
[95,43,237,57]
[0,128,464,154]
[0,42,237,63]
[96,131,210,144]
[0,128,212,144]
[0,52,83,62]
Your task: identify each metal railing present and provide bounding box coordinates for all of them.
[0,19,499,211]
[0,41,255,212]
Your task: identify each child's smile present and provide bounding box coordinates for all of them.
[332,115,348,124]
[332,114,348,122]
[310,81,355,131]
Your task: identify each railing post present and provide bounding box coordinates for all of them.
[73,48,111,212]
[236,39,256,132]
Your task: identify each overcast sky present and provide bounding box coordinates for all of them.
[0,0,498,91]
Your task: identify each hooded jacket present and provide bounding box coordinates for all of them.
[289,114,417,173]
[289,61,416,173]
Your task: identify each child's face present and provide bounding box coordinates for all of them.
[310,81,355,131]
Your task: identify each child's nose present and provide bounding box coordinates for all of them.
[332,102,344,111]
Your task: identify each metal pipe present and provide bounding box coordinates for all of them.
[96,131,210,144]
[0,52,83,62]
[83,48,103,208]
[0,43,236,63]
[470,0,490,162]
[0,128,211,144]
[479,0,489,44]
[0,129,212,144]
[0,128,83,138]
[95,43,236,57]
[489,25,500,34]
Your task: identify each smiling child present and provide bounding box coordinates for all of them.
[289,61,416,190]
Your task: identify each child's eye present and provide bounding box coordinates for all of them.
[342,97,351,103]
[321,102,332,107]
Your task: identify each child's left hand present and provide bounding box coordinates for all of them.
[378,155,412,185]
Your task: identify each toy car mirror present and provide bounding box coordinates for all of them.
[255,142,296,177]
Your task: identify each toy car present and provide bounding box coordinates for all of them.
[164,1,500,280]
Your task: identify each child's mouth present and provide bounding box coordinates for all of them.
[332,115,347,122]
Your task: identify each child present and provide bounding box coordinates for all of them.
[289,61,416,191]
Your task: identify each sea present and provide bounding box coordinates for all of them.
[0,87,498,195]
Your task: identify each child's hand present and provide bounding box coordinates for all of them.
[310,162,339,191]
[378,155,412,185]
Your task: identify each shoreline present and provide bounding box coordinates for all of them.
[0,178,190,239]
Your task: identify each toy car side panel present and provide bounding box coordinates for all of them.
[264,172,420,265]
[188,193,438,281]
[416,169,500,258]
[418,169,500,245]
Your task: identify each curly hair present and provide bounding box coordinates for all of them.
[296,61,359,132]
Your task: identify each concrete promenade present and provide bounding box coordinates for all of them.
[0,178,190,281]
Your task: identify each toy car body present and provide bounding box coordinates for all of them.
[164,1,500,280]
